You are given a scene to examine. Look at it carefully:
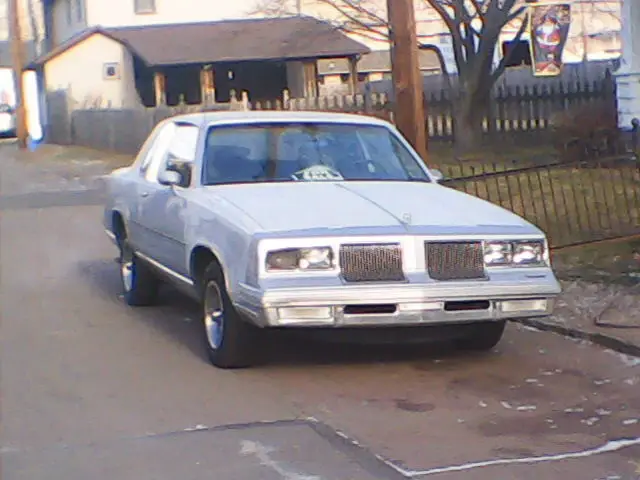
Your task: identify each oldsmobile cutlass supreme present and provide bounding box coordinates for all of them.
[103,111,562,369]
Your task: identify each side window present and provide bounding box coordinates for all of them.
[144,123,177,182]
[166,124,199,164]
[137,124,164,174]
[145,123,199,185]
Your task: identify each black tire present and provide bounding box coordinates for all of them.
[456,320,506,352]
[117,233,159,307]
[201,263,260,369]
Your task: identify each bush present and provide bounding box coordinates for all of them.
[550,101,620,162]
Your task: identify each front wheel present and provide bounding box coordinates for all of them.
[456,321,506,352]
[117,236,159,306]
[201,263,260,369]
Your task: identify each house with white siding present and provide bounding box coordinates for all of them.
[29,0,369,137]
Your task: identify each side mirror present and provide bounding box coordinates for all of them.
[430,168,445,183]
[166,158,192,187]
[158,170,183,187]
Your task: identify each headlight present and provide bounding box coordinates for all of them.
[484,240,547,267]
[512,240,545,266]
[484,242,512,266]
[266,247,334,271]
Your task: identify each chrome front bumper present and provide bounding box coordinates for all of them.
[234,275,562,328]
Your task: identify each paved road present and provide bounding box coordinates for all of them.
[1,144,639,480]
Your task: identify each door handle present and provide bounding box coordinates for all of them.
[140,192,149,198]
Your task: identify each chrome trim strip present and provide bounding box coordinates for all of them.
[105,229,116,240]
[137,252,194,286]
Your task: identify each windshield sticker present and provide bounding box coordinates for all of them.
[292,165,344,182]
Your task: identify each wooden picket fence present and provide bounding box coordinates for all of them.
[244,76,616,142]
[48,75,616,154]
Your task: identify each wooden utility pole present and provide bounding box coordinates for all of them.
[387,0,428,162]
[9,0,28,149]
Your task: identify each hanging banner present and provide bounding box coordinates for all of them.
[528,2,572,77]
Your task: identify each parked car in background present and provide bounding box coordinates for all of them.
[0,104,16,137]
[102,111,562,369]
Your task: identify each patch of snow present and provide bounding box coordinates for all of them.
[581,417,600,426]
[517,405,537,412]
[500,401,513,410]
[564,407,585,413]
[622,418,638,426]
[593,379,612,386]
[603,349,640,367]
[184,424,208,432]
[522,325,543,332]
[595,409,612,416]
[397,437,640,477]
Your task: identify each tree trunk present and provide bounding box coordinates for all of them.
[452,94,486,154]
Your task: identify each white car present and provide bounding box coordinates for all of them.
[103,111,561,369]
[0,104,16,137]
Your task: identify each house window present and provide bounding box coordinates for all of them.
[134,0,156,14]
[103,63,121,80]
[501,40,532,67]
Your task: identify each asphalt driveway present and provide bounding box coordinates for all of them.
[1,143,639,480]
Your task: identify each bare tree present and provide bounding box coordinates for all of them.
[250,0,529,150]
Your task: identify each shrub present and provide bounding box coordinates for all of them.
[550,101,620,163]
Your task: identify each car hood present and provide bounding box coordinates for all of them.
[204,182,541,236]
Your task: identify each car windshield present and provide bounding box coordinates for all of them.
[201,122,431,186]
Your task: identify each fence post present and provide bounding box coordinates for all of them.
[363,82,372,114]
[241,91,250,111]
[107,110,115,151]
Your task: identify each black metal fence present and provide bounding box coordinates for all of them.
[438,139,640,249]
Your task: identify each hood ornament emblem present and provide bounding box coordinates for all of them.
[401,213,412,225]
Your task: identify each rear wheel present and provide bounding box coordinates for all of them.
[116,230,159,306]
[201,263,260,369]
[456,321,506,352]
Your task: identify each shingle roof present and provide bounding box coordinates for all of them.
[317,49,442,75]
[30,16,369,68]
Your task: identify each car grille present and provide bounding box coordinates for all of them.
[339,243,405,283]
[425,241,486,281]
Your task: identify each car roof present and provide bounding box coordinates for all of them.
[171,110,394,128]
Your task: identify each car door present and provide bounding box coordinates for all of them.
[138,122,199,276]
[128,121,177,253]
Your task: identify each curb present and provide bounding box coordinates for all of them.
[515,318,640,359]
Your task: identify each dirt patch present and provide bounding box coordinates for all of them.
[12,143,134,169]
[552,238,640,286]
[0,142,135,196]
[553,281,640,329]
[548,239,640,334]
